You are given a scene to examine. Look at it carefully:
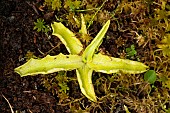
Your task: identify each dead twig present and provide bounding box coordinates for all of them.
[2,94,14,113]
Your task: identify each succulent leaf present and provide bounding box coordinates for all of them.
[76,66,96,102]
[82,20,110,62]
[15,54,83,77]
[88,53,149,74]
[51,22,83,54]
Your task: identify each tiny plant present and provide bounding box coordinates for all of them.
[157,34,170,57]
[15,15,148,102]
[58,82,69,93]
[125,44,137,59]
[34,18,50,33]
[44,0,62,11]
[55,71,69,94]
[144,70,157,84]
[64,0,81,12]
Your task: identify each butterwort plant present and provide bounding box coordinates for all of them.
[15,15,148,102]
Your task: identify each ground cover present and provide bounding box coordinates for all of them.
[0,0,170,112]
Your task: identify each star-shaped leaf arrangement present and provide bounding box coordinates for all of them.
[15,16,148,102]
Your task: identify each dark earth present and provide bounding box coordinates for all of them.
[0,0,64,112]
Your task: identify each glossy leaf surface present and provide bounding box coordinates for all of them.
[88,53,148,74]
[76,66,96,101]
[82,20,110,62]
[52,22,83,54]
[144,70,157,84]
[15,54,83,77]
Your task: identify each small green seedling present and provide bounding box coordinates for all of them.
[44,0,62,11]
[144,70,157,84]
[58,82,70,93]
[34,18,50,33]
[157,34,170,57]
[126,44,137,59]
[15,15,148,102]
[65,0,81,12]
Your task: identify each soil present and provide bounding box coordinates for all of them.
[0,0,60,112]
